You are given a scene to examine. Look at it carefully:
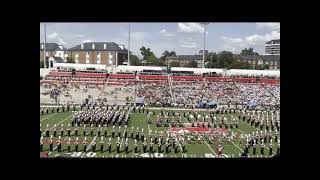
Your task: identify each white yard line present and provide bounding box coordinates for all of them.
[231,141,244,153]
[119,137,124,148]
[48,129,76,155]
[235,128,246,134]
[81,135,98,158]
[50,114,73,130]
[40,113,57,122]
[148,124,151,136]
[204,141,217,156]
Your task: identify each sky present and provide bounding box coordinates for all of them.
[40,22,280,58]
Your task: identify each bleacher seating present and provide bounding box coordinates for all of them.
[109,74,135,79]
[138,75,167,80]
[172,76,203,81]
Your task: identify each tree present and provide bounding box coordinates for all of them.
[240,48,259,56]
[186,60,198,68]
[67,57,75,63]
[229,60,253,69]
[160,50,170,60]
[206,52,218,68]
[160,50,176,61]
[140,46,153,60]
[169,51,176,57]
[130,54,142,66]
[255,64,270,70]
[218,51,234,69]
[170,61,181,67]
[140,46,165,66]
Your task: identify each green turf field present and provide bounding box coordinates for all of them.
[40,107,279,158]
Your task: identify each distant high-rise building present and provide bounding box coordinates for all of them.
[265,39,280,55]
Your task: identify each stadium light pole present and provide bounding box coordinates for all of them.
[128,23,130,66]
[43,23,47,69]
[202,22,209,68]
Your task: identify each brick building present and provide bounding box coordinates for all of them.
[67,42,128,66]
[165,55,203,67]
[40,43,67,62]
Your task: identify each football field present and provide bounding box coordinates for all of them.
[40,107,278,158]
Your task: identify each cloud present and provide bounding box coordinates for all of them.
[220,30,280,53]
[180,37,197,48]
[47,32,67,45]
[82,40,92,43]
[48,32,58,39]
[256,23,280,30]
[178,23,204,33]
[58,37,67,45]
[130,32,150,40]
[221,36,243,43]
[160,29,166,33]
[160,29,176,37]
[75,34,85,38]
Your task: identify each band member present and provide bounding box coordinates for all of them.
[116,141,120,153]
[100,137,104,153]
[51,108,54,114]
[130,127,134,139]
[60,124,64,137]
[108,138,112,153]
[90,126,94,137]
[104,128,108,137]
[135,127,140,140]
[133,139,138,153]
[75,137,79,152]
[165,142,169,153]
[67,138,71,152]
[118,127,121,138]
[125,139,129,154]
[174,142,178,153]
[98,126,101,137]
[40,124,42,138]
[40,136,43,152]
[112,126,115,138]
[124,129,128,139]
[67,124,71,137]
[150,142,154,153]
[57,136,62,152]
[143,141,147,153]
[83,126,86,137]
[217,144,223,157]
[53,124,57,137]
[261,143,265,156]
[49,135,53,152]
[46,124,49,137]
[46,108,48,114]
[141,129,144,142]
[276,142,280,155]
[275,130,279,142]
[92,140,96,152]
[41,109,44,115]
[182,141,186,153]
[75,125,78,136]
[158,142,161,153]
[253,143,257,155]
[83,137,88,152]
[269,144,273,156]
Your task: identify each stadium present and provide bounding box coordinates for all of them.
[40,63,280,158]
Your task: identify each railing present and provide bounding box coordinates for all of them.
[138,75,168,80]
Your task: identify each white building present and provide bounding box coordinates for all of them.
[265,39,280,55]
